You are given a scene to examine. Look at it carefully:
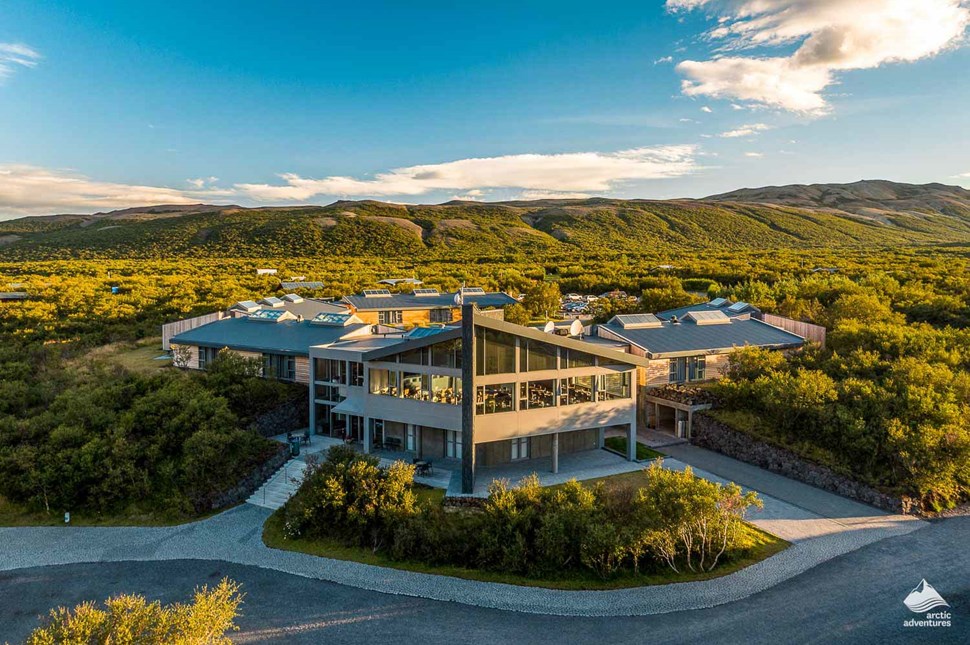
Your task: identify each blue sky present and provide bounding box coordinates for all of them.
[0,0,968,217]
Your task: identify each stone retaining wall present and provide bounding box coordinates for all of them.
[249,392,309,438]
[202,442,291,512]
[691,413,914,514]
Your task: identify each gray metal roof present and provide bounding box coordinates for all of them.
[599,317,803,358]
[280,281,325,290]
[342,290,517,311]
[656,299,760,321]
[170,317,370,356]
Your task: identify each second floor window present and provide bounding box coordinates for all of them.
[349,361,364,386]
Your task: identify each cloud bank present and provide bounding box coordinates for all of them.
[667,0,970,113]
[234,146,699,201]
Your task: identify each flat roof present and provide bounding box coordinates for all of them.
[600,317,803,357]
[656,299,759,321]
[171,317,370,356]
[342,290,517,311]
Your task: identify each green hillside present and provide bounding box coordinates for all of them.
[2,195,969,260]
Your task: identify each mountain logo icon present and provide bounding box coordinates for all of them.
[904,579,950,613]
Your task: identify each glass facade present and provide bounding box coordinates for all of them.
[563,348,595,369]
[668,356,706,383]
[401,372,430,400]
[431,339,462,369]
[399,346,427,365]
[519,379,556,410]
[475,328,516,375]
[559,375,595,405]
[597,372,631,400]
[476,383,515,414]
[315,358,346,384]
[349,361,364,386]
[430,374,462,404]
[264,353,296,381]
[519,339,558,372]
[369,368,399,395]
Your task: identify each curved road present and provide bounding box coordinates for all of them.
[1,517,966,644]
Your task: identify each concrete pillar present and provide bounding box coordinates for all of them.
[627,422,637,461]
[461,304,476,494]
[552,432,559,474]
[363,417,372,453]
[308,360,316,434]
[597,426,606,449]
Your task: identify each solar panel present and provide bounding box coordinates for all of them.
[413,288,440,297]
[709,297,730,307]
[727,301,749,312]
[362,289,392,297]
[613,313,662,329]
[459,287,486,295]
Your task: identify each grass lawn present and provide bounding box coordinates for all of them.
[262,483,788,590]
[604,436,664,461]
[0,494,230,527]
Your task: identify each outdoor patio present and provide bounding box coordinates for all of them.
[269,430,454,489]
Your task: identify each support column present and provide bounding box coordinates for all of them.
[552,433,559,474]
[627,422,637,461]
[363,417,372,454]
[308,359,316,435]
[597,426,605,449]
[461,304,476,494]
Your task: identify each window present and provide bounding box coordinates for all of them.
[431,339,462,369]
[519,379,556,410]
[430,308,453,323]
[379,310,403,325]
[476,383,515,414]
[198,346,219,369]
[511,437,529,460]
[406,425,417,451]
[446,430,462,458]
[315,358,346,384]
[559,375,595,405]
[401,372,429,400]
[399,346,427,365]
[519,339,558,372]
[597,372,631,400]
[264,353,296,381]
[430,374,462,404]
[369,368,399,395]
[669,357,706,383]
[314,384,343,403]
[349,361,364,387]
[475,328,516,375]
[563,348,595,369]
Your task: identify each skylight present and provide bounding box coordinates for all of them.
[362,289,392,297]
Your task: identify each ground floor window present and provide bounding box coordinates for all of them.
[378,310,403,325]
[446,430,462,458]
[198,346,219,369]
[511,437,529,460]
[264,353,296,381]
[669,356,706,383]
[370,418,384,447]
[406,425,417,451]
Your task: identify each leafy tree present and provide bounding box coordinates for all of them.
[522,281,561,319]
[503,302,531,326]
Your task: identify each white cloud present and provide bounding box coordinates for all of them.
[744,152,764,157]
[730,103,745,110]
[666,0,970,113]
[953,171,970,178]
[187,176,219,188]
[235,146,700,201]
[654,55,674,64]
[0,42,41,81]
[516,190,593,200]
[700,105,713,113]
[0,165,233,216]
[719,122,772,137]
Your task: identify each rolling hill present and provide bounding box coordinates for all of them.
[1,181,968,259]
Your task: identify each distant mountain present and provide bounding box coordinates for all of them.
[705,180,970,223]
[1,181,968,259]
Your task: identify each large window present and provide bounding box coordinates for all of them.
[401,372,429,400]
[264,353,296,381]
[430,375,462,404]
[519,379,556,410]
[369,368,399,395]
[314,384,343,403]
[475,328,516,375]
[198,346,219,370]
[563,348,595,369]
[511,437,529,460]
[431,339,462,369]
[349,361,364,387]
[560,375,595,405]
[379,310,403,325]
[315,358,346,384]
[669,356,706,383]
[446,430,462,458]
[520,339,558,372]
[476,383,515,414]
[430,308,453,323]
[597,372,631,400]
[398,346,427,365]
